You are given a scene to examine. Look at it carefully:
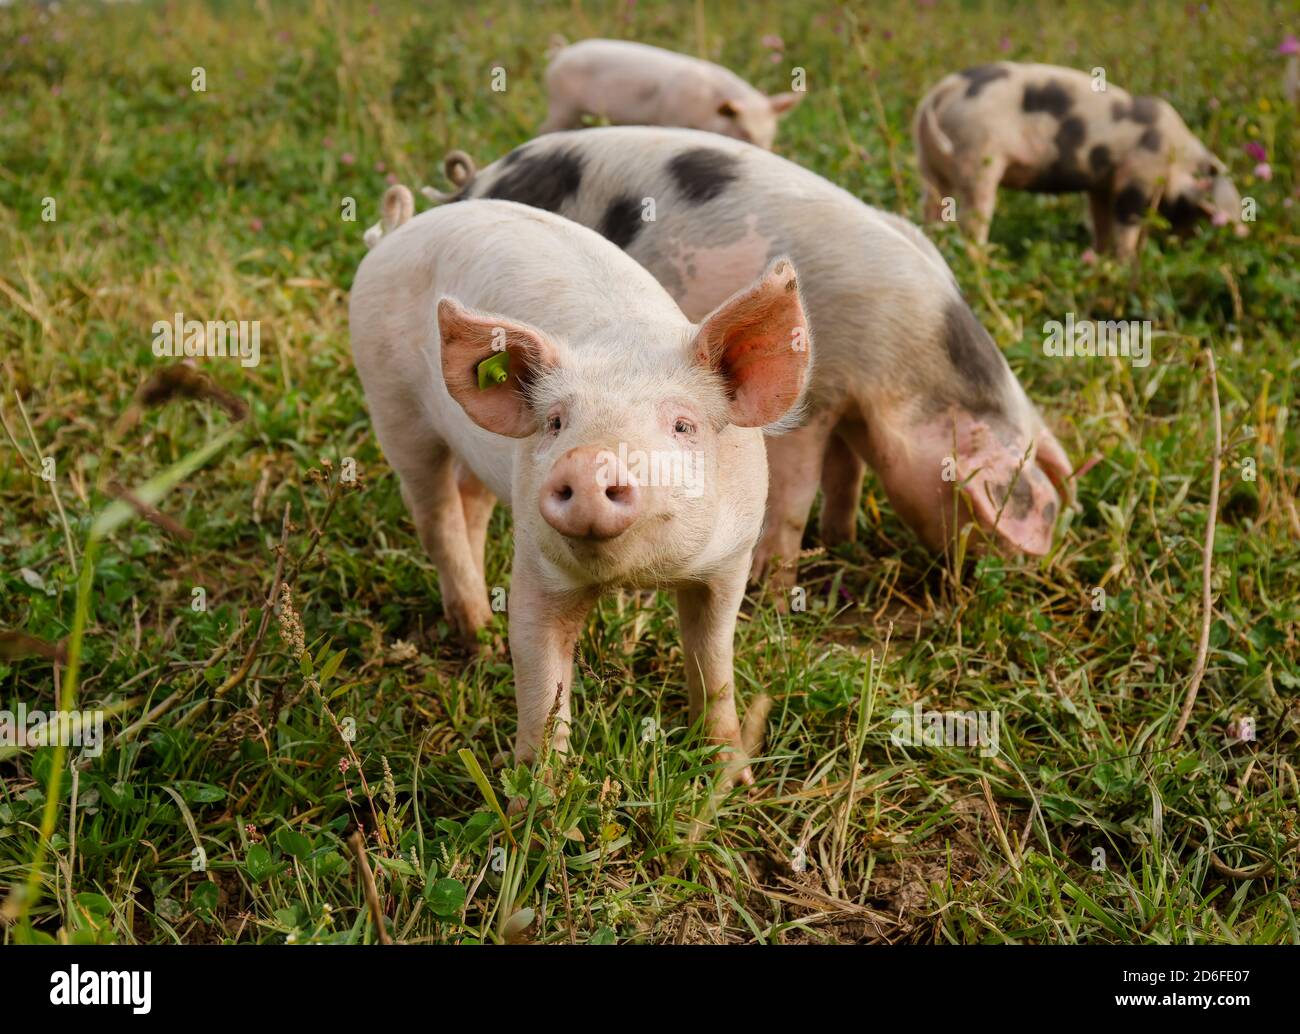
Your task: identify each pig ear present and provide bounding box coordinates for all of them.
[768,92,803,115]
[438,297,560,438]
[717,99,741,118]
[688,258,810,428]
[952,415,1063,556]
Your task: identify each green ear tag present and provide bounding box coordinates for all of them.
[476,350,510,390]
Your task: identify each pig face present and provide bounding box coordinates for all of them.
[851,301,1071,557]
[1160,152,1243,235]
[864,402,1071,557]
[715,93,802,150]
[438,260,810,584]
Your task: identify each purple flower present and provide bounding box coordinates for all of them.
[1244,141,1267,162]
[1279,34,1300,56]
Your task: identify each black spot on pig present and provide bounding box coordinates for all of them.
[1159,193,1204,233]
[1042,499,1057,525]
[943,299,1004,402]
[1115,184,1150,224]
[484,147,585,213]
[959,64,1010,97]
[1139,127,1162,151]
[1029,116,1090,192]
[1023,81,1073,118]
[1088,144,1114,176]
[1112,95,1159,124]
[668,148,741,203]
[598,195,644,249]
[1001,475,1035,520]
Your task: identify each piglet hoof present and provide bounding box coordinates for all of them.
[819,518,857,549]
[727,762,756,788]
[444,597,494,653]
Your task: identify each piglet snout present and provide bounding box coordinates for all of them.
[540,447,641,541]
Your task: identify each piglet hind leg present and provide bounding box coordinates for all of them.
[749,414,835,594]
[677,555,761,788]
[392,438,494,652]
[957,155,1006,245]
[457,464,497,581]
[819,428,866,546]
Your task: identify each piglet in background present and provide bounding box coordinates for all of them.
[351,192,810,783]
[541,37,803,149]
[914,62,1245,257]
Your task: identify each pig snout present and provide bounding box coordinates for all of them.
[540,446,641,541]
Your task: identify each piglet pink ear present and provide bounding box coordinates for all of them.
[438,297,560,438]
[768,92,803,115]
[689,258,810,428]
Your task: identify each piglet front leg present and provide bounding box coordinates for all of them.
[677,554,758,787]
[508,552,597,765]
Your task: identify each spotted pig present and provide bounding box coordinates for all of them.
[914,62,1244,257]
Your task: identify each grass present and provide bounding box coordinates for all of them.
[0,0,1297,945]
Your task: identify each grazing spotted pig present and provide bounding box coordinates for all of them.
[540,38,803,150]
[914,62,1244,257]
[422,127,1072,588]
[350,195,810,782]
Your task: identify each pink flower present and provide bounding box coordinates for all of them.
[1081,248,1097,265]
[1279,34,1300,56]
[1244,141,1267,162]
[50,85,61,97]
[999,35,1012,52]
[770,52,782,64]
[374,160,386,172]
[340,152,355,166]
[1254,161,1272,181]
[761,34,784,51]
[250,217,264,232]
[385,173,398,185]
[323,135,335,150]
[1211,209,1229,226]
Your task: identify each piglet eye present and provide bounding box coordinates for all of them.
[547,414,563,433]
[674,419,695,435]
